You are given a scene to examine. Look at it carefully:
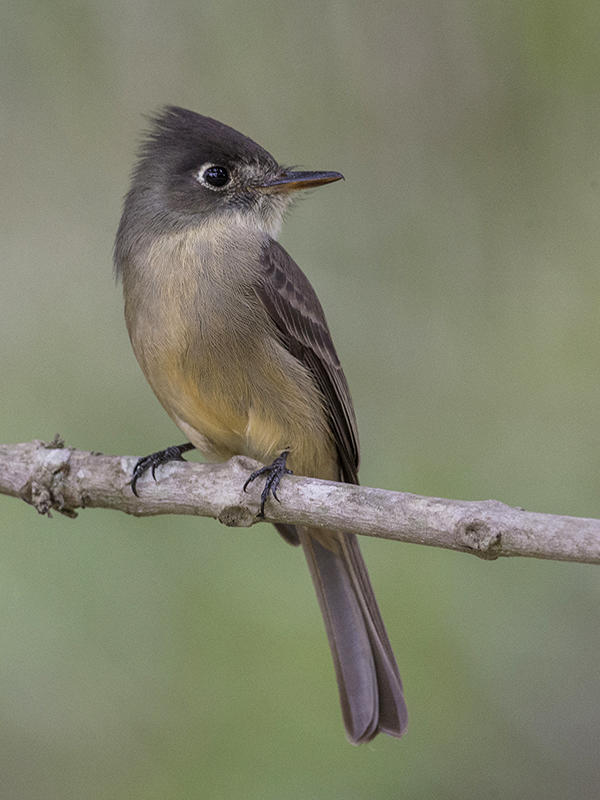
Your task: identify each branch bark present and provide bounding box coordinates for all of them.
[1,440,599,565]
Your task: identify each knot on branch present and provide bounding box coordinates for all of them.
[217,505,255,528]
[24,441,78,518]
[456,518,502,560]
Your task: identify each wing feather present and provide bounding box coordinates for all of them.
[257,240,359,483]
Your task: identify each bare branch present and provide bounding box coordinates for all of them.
[1,440,599,565]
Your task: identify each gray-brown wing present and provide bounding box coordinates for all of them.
[257,239,359,483]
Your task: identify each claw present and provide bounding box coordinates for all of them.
[243,464,269,493]
[129,442,195,495]
[244,450,292,517]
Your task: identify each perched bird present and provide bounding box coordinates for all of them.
[114,106,407,743]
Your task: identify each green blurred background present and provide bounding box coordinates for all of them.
[2,1,599,798]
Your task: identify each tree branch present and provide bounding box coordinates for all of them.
[1,439,599,565]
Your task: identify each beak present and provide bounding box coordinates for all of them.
[259,170,344,193]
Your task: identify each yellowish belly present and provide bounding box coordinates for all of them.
[140,337,337,479]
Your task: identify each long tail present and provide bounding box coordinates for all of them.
[298,527,408,744]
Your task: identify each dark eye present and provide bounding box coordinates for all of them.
[202,165,230,188]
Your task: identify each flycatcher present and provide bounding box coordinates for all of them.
[114,106,407,743]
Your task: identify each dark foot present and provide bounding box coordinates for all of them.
[243,450,293,517]
[130,442,195,496]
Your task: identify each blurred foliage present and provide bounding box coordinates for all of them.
[1,1,599,798]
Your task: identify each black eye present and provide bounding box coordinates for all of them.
[202,165,230,187]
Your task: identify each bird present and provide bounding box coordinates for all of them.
[114,106,407,743]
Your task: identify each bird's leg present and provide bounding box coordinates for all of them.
[243,450,293,518]
[130,442,196,496]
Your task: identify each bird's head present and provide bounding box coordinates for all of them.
[125,106,343,240]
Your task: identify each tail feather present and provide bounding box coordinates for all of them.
[299,527,408,744]
[341,533,407,737]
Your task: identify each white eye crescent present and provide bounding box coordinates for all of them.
[196,163,230,189]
